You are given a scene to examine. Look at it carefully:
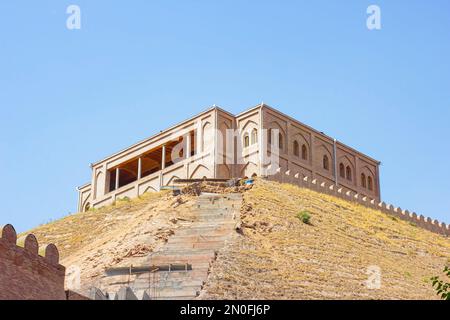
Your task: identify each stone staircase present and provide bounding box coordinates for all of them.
[118,192,242,300]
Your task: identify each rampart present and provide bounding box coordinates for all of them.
[267,167,450,237]
[0,224,66,300]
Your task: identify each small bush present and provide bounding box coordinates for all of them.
[297,211,311,225]
[431,266,450,300]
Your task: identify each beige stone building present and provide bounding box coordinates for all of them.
[77,104,381,212]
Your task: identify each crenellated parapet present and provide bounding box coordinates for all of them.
[266,168,450,237]
[0,224,66,300]
[1,224,61,265]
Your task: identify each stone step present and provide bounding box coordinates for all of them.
[154,295,197,300]
[175,229,233,237]
[132,289,196,301]
[146,254,214,264]
[132,280,204,291]
[154,286,201,298]
[167,235,229,244]
[133,277,205,287]
[140,270,209,280]
[174,223,234,230]
[118,193,242,301]
[174,222,236,230]
[164,241,227,250]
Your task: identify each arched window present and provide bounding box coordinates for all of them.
[339,163,345,178]
[323,155,329,171]
[251,129,258,145]
[346,166,352,181]
[268,129,272,144]
[293,140,300,157]
[243,134,250,148]
[368,176,373,191]
[361,173,367,188]
[302,144,308,160]
[279,134,284,150]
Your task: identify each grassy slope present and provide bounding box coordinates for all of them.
[26,191,197,292]
[202,179,450,300]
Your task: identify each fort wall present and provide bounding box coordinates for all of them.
[267,169,449,237]
[0,224,67,300]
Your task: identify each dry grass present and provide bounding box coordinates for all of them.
[202,179,450,300]
[26,191,198,294]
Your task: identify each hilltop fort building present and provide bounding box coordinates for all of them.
[77,104,381,212]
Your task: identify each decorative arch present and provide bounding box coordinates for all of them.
[267,121,286,153]
[251,128,258,145]
[317,144,332,172]
[166,175,181,186]
[279,134,284,150]
[346,166,352,181]
[83,202,91,212]
[190,164,210,179]
[243,133,250,147]
[293,140,300,157]
[218,121,231,161]
[360,166,376,192]
[338,155,355,182]
[339,163,345,178]
[301,144,308,161]
[361,173,367,188]
[292,132,310,149]
[241,120,258,132]
[202,121,213,152]
[323,155,330,171]
[291,132,310,161]
[368,176,374,191]
[95,171,104,199]
[81,194,91,212]
[143,186,157,194]
[240,161,258,178]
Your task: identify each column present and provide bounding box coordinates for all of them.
[258,109,265,176]
[161,145,166,170]
[186,133,191,179]
[355,157,360,189]
[186,133,191,159]
[333,139,338,186]
[115,168,120,190]
[160,145,166,188]
[137,157,142,180]
[196,120,203,153]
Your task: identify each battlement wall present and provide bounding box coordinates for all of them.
[268,168,449,237]
[0,224,66,300]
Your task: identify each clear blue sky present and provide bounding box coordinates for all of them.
[1,1,449,232]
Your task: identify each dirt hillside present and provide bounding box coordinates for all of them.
[27,191,199,293]
[27,179,450,299]
[201,179,450,300]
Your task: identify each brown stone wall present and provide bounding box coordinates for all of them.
[0,224,66,300]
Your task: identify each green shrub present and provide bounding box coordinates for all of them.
[431,266,450,300]
[297,211,311,225]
